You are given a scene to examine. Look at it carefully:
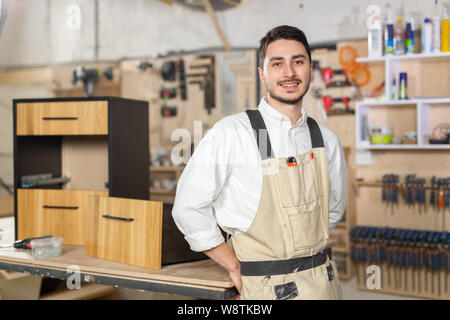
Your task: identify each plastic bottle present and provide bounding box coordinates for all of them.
[391,77,398,100]
[441,7,449,52]
[399,73,408,100]
[405,22,414,54]
[384,4,394,55]
[432,1,441,52]
[394,17,405,55]
[422,17,433,53]
[368,10,383,57]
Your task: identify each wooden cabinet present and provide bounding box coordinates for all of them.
[13,97,150,245]
[85,196,163,270]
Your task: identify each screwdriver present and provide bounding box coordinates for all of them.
[0,235,53,249]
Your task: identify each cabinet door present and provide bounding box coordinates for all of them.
[85,196,163,270]
[16,101,108,136]
[17,189,108,245]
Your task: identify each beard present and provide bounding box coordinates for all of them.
[265,79,310,105]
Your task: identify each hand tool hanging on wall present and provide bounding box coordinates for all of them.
[136,61,153,71]
[178,59,187,100]
[350,226,449,297]
[186,55,216,114]
[160,87,177,99]
[322,96,354,115]
[218,52,250,115]
[430,176,437,210]
[72,66,114,97]
[161,61,177,81]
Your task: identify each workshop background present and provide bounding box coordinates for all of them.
[0,0,449,300]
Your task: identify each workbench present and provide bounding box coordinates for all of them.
[0,217,237,300]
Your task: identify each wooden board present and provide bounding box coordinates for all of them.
[16,101,108,136]
[0,245,233,289]
[61,136,109,191]
[85,196,163,270]
[17,189,108,245]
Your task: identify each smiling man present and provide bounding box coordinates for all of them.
[172,25,347,300]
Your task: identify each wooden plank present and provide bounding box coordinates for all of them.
[0,68,53,85]
[0,246,233,288]
[85,196,163,270]
[17,189,108,245]
[16,101,108,136]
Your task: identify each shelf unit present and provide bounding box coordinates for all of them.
[356,98,450,150]
[356,52,450,101]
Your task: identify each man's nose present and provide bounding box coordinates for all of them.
[283,62,295,78]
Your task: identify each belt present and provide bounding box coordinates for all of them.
[240,248,332,277]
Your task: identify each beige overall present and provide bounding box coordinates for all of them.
[229,110,343,300]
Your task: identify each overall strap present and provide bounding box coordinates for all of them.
[307,117,325,148]
[245,109,274,160]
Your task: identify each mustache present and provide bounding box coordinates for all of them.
[278,79,301,85]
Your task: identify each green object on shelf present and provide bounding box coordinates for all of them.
[369,135,393,144]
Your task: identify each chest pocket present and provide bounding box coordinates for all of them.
[276,155,320,208]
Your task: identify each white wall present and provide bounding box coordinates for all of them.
[0,0,449,68]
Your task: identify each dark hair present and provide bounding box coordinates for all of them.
[258,25,311,68]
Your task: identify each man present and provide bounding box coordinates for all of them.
[172,25,347,300]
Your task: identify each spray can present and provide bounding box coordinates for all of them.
[422,17,433,53]
[384,4,394,55]
[399,73,408,100]
[441,7,449,52]
[385,23,394,55]
[405,22,414,54]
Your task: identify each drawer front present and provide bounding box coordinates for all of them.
[85,196,163,270]
[16,101,108,135]
[17,189,108,245]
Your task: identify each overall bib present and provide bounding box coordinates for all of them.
[229,110,343,300]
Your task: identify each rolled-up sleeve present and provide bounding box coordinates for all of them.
[324,131,347,230]
[172,121,233,252]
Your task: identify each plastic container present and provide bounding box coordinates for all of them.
[30,237,63,259]
[384,3,394,55]
[422,17,433,53]
[405,18,415,54]
[441,7,449,52]
[391,77,398,100]
[432,13,441,52]
[394,17,405,55]
[368,11,383,58]
[385,23,394,55]
[399,72,408,99]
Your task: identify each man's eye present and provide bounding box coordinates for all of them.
[295,60,304,65]
[272,62,281,67]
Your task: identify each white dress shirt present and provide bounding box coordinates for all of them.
[172,98,347,252]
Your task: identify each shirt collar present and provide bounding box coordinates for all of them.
[257,97,307,129]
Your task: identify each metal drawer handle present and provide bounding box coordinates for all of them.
[42,117,79,120]
[102,215,134,222]
[43,205,79,210]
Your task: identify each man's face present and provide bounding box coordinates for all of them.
[258,39,312,105]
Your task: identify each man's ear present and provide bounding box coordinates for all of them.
[258,66,265,83]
